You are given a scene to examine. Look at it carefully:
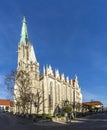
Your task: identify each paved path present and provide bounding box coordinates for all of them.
[0,112,32,130]
[0,112,107,130]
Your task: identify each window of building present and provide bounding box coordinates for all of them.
[49,82,53,110]
[58,84,60,103]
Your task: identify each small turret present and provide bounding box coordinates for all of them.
[66,76,69,83]
[75,74,78,84]
[55,69,60,79]
[43,65,46,75]
[61,73,65,81]
[45,64,53,75]
[30,45,37,62]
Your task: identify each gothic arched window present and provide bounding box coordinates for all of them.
[58,84,60,103]
[49,82,53,109]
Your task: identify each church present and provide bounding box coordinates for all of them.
[14,17,82,115]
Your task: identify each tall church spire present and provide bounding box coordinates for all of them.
[20,16,29,44]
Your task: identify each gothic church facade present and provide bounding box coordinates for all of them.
[14,17,82,115]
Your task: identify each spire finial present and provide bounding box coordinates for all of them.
[20,16,29,44]
[23,15,26,23]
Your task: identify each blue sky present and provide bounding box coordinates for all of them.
[0,0,107,106]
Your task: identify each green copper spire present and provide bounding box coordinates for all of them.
[20,16,29,44]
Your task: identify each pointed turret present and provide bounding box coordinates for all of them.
[43,65,46,75]
[20,16,29,44]
[75,74,78,81]
[30,45,37,62]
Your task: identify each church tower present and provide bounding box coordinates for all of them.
[14,17,40,114]
[17,16,40,85]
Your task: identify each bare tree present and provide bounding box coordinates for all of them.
[34,88,46,114]
[5,70,16,99]
[14,70,32,114]
[5,70,46,114]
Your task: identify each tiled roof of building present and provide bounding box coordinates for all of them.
[0,99,14,107]
[83,101,103,106]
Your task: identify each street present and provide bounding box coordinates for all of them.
[0,112,107,130]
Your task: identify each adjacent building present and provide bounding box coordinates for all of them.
[0,99,14,112]
[14,17,82,115]
[82,101,103,112]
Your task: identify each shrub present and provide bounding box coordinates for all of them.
[62,106,72,113]
[45,114,53,119]
[57,114,62,118]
